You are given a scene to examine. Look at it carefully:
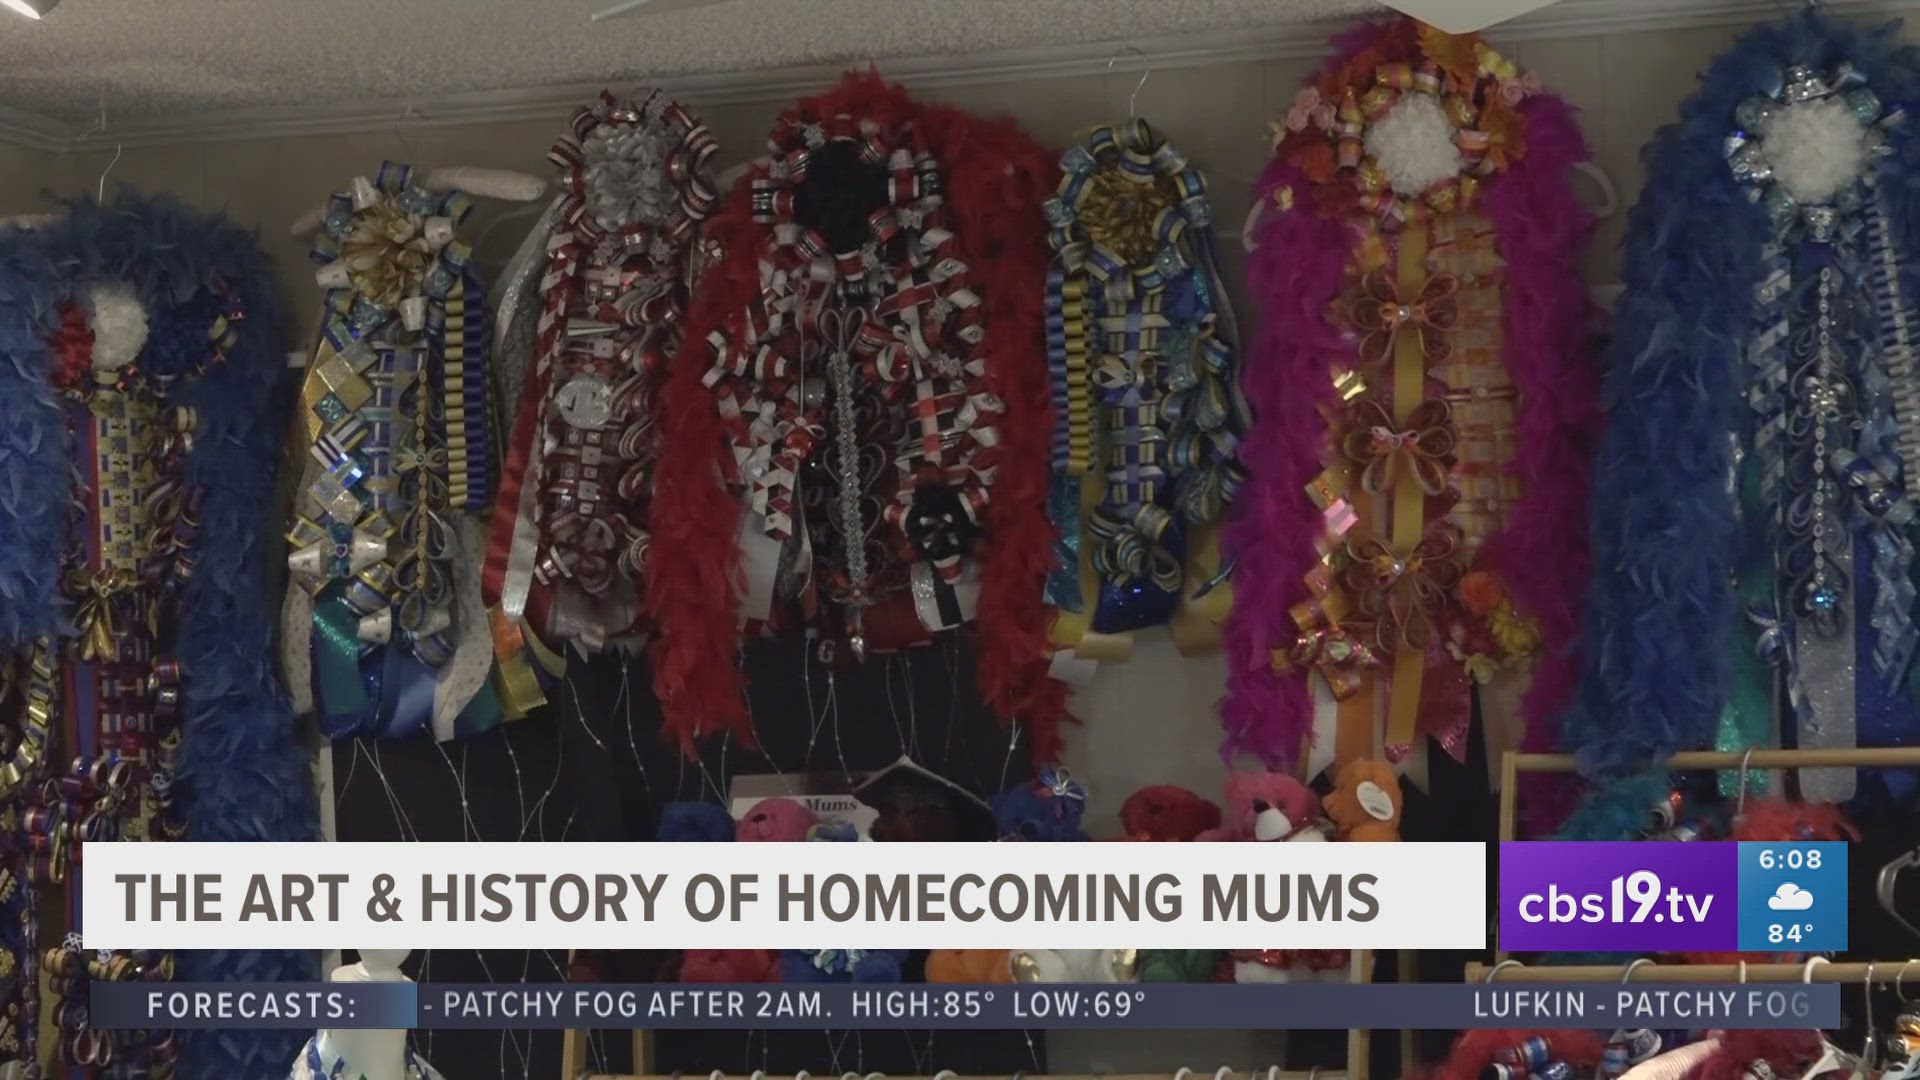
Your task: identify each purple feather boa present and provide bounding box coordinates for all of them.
[1224,19,1599,768]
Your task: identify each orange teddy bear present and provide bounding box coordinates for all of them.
[925,949,1013,984]
[1323,759,1401,842]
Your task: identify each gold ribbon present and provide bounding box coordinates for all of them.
[340,205,436,311]
[67,568,132,662]
[490,608,550,720]
[1385,220,1434,750]
[1079,170,1175,266]
[1168,518,1230,656]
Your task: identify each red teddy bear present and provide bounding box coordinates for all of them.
[1120,784,1222,841]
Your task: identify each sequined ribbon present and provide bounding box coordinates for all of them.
[1868,190,1920,503]
[1793,256,1857,803]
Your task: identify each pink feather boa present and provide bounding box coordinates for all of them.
[1224,20,1599,769]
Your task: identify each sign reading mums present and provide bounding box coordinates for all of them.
[82,842,1486,951]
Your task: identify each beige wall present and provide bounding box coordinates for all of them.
[0,142,51,217]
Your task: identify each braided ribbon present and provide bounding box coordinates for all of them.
[1344,396,1457,495]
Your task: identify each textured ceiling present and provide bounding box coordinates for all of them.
[0,0,1382,125]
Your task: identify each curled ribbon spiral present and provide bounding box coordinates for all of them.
[1339,523,1464,654]
[1342,396,1457,495]
[1346,268,1459,368]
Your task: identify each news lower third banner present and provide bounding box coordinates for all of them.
[92,982,1840,1031]
[81,842,1486,951]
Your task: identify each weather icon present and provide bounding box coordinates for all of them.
[1766,883,1815,911]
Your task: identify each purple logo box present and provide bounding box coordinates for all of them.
[1499,842,1738,952]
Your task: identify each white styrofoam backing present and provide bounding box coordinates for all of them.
[0,0,1376,122]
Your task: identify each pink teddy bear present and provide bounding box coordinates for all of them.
[1195,771,1325,842]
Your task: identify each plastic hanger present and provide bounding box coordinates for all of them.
[1879,846,1920,942]
[1886,962,1920,1080]
[1797,957,1857,1080]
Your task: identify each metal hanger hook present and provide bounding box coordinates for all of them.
[1485,959,1522,983]
[1897,959,1916,1004]
[1105,45,1152,119]
[1735,746,1757,817]
[1623,958,1654,983]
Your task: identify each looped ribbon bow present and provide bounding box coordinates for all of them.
[335,204,448,312]
[1340,523,1465,654]
[1029,764,1090,822]
[394,441,451,502]
[1342,396,1457,495]
[66,568,132,662]
[1346,268,1460,367]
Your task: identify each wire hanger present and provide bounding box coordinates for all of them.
[1106,45,1151,120]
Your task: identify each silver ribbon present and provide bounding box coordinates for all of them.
[1867,193,1920,503]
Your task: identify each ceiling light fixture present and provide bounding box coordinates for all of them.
[0,0,61,19]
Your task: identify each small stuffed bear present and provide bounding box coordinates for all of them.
[924,949,1013,984]
[1195,771,1324,842]
[681,949,780,983]
[781,949,909,983]
[992,768,1089,841]
[656,801,736,842]
[1009,948,1137,983]
[1323,759,1402,842]
[1121,784,1221,841]
[736,797,818,841]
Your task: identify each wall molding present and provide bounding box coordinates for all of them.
[3,0,1907,152]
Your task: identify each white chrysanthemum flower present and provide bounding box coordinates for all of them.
[83,282,148,371]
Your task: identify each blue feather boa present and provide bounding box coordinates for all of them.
[1565,10,1920,778]
[0,194,318,1078]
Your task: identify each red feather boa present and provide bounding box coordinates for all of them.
[646,71,1069,761]
[1430,1029,1605,1080]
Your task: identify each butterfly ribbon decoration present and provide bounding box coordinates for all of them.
[1343,396,1457,496]
[1346,268,1460,368]
[1340,523,1464,654]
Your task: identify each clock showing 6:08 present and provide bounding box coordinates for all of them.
[1735,841,1847,952]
